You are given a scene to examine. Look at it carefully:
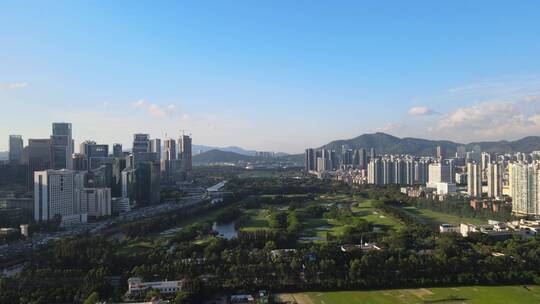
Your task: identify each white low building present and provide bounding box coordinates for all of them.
[439,224,459,233]
[127,277,184,296]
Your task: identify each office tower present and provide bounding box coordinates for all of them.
[79,140,96,155]
[487,162,502,198]
[22,139,52,190]
[368,158,382,185]
[76,188,111,217]
[316,157,326,173]
[341,145,353,166]
[72,153,88,171]
[510,163,540,215]
[369,148,375,161]
[481,152,491,180]
[9,135,23,163]
[329,150,338,170]
[456,146,466,158]
[112,157,127,197]
[34,169,86,225]
[467,162,482,198]
[305,148,317,171]
[178,134,192,178]
[428,163,451,184]
[132,134,150,154]
[82,143,109,170]
[353,148,367,170]
[162,138,177,180]
[149,138,161,162]
[122,161,160,206]
[51,122,73,170]
[113,144,123,157]
[436,146,444,160]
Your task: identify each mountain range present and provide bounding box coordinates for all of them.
[192,145,258,156]
[321,132,540,155]
[193,133,540,165]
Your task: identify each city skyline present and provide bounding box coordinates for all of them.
[2,1,540,153]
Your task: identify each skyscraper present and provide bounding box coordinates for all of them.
[178,134,192,178]
[436,146,444,160]
[132,134,150,154]
[467,162,482,198]
[9,135,23,163]
[353,148,367,170]
[34,169,86,225]
[22,139,52,190]
[487,162,502,198]
[510,163,540,215]
[304,148,317,171]
[51,122,74,169]
[150,138,161,162]
[113,144,123,157]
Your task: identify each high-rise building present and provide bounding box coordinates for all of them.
[72,153,88,171]
[341,145,353,166]
[487,162,502,198]
[112,157,127,197]
[369,148,376,161]
[132,134,150,154]
[353,148,367,170]
[51,122,74,170]
[162,138,177,180]
[510,163,540,215]
[382,158,394,184]
[113,144,123,157]
[178,134,192,178]
[304,148,317,171]
[34,169,87,225]
[428,163,451,184]
[150,138,161,162]
[467,162,482,198]
[76,188,111,217]
[22,139,52,190]
[481,152,491,180]
[368,158,382,185]
[9,135,23,164]
[456,146,467,158]
[80,142,109,169]
[436,146,444,160]
[79,140,96,155]
[414,160,430,184]
[122,162,160,206]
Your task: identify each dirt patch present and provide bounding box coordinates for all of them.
[409,288,434,297]
[293,293,315,304]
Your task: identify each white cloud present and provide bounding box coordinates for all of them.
[408,106,438,116]
[0,82,28,90]
[376,122,403,133]
[132,99,176,117]
[133,99,146,108]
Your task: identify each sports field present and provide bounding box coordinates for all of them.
[277,285,540,304]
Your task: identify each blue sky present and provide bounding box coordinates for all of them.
[1,1,540,153]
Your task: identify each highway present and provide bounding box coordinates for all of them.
[0,194,207,261]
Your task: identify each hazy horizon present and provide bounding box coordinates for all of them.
[2,1,540,153]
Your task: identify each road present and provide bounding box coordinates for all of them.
[0,194,207,261]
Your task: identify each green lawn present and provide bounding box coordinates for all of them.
[291,285,540,304]
[352,199,403,230]
[240,209,271,231]
[403,206,486,228]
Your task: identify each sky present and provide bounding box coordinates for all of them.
[1,1,540,153]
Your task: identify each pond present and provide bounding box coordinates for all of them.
[212,222,238,239]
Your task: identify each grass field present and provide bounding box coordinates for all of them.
[278,285,540,304]
[402,206,486,228]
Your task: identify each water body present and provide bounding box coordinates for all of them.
[212,222,238,239]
